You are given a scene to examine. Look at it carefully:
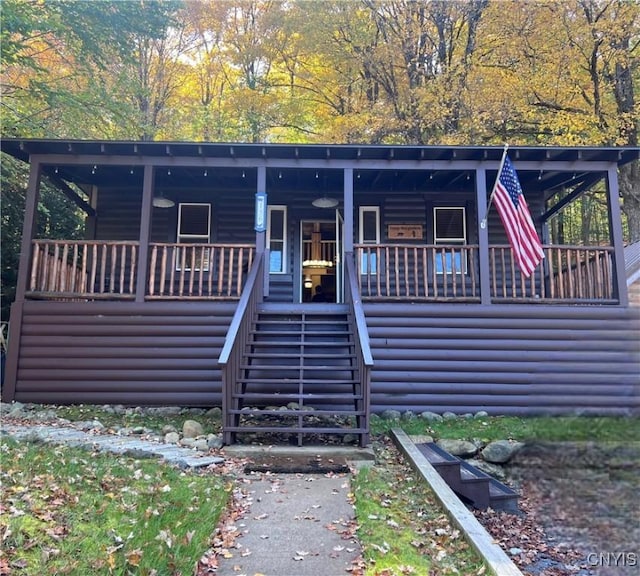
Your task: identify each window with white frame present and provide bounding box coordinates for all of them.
[267,205,287,273]
[359,206,380,274]
[433,206,467,274]
[176,203,211,271]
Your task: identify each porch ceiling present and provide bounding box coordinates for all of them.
[2,138,638,197]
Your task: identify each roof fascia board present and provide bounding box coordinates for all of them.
[28,153,615,173]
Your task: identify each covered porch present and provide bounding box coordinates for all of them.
[3,139,634,308]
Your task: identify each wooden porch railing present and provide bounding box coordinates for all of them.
[490,244,616,303]
[29,240,138,299]
[345,254,373,447]
[356,243,617,303]
[147,243,255,299]
[219,251,265,445]
[355,244,480,301]
[27,240,255,300]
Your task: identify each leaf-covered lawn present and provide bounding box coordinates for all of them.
[353,439,487,576]
[0,438,229,575]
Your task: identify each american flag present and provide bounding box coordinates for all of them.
[493,156,544,278]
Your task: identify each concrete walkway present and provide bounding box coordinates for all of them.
[216,473,361,576]
[1,422,364,576]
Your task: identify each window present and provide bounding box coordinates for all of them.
[177,203,211,271]
[434,207,466,274]
[267,205,287,273]
[359,206,380,274]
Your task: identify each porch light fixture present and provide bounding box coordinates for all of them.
[312,195,338,208]
[152,193,175,208]
[304,275,313,288]
[303,259,334,268]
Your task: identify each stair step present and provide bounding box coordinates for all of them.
[241,364,354,371]
[229,408,367,416]
[416,442,519,512]
[250,330,352,336]
[225,425,367,435]
[237,378,360,385]
[233,393,363,401]
[245,352,357,359]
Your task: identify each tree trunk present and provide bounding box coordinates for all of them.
[619,160,640,243]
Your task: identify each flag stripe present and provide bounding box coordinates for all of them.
[493,157,544,278]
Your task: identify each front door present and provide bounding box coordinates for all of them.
[300,220,338,303]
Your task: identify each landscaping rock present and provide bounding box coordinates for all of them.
[381,409,401,420]
[420,411,443,422]
[207,435,223,449]
[205,407,222,418]
[474,411,489,420]
[182,419,204,438]
[482,440,525,463]
[442,411,458,421]
[179,437,196,448]
[467,458,507,481]
[437,439,478,458]
[146,406,182,416]
[7,402,26,417]
[401,410,416,420]
[162,424,177,434]
[164,432,180,444]
[193,439,209,452]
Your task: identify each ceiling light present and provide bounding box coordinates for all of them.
[312,195,339,208]
[152,194,175,208]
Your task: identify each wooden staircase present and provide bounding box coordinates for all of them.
[416,442,519,512]
[224,304,369,447]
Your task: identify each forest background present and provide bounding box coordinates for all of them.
[1,0,638,321]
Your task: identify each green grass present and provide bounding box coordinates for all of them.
[44,406,640,444]
[353,441,486,576]
[0,437,229,575]
[371,415,640,443]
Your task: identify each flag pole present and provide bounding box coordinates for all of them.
[481,144,509,229]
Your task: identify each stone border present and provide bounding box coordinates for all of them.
[391,428,523,576]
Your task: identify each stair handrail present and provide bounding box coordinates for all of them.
[345,253,373,446]
[345,253,374,368]
[218,251,265,442]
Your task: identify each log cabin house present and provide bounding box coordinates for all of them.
[2,139,639,445]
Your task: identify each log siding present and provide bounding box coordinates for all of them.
[7,300,638,414]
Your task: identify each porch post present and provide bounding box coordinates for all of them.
[344,168,354,252]
[256,166,268,297]
[476,167,491,304]
[606,165,628,306]
[15,160,42,302]
[136,164,154,302]
[4,159,42,401]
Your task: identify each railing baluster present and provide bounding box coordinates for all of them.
[149,245,157,296]
[60,244,69,292]
[188,247,196,295]
[227,248,235,296]
[422,247,428,298]
[218,247,225,296]
[30,242,40,291]
[130,245,136,294]
[208,246,215,297]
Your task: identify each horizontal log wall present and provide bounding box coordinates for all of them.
[364,303,640,416]
[9,301,639,415]
[12,301,235,405]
